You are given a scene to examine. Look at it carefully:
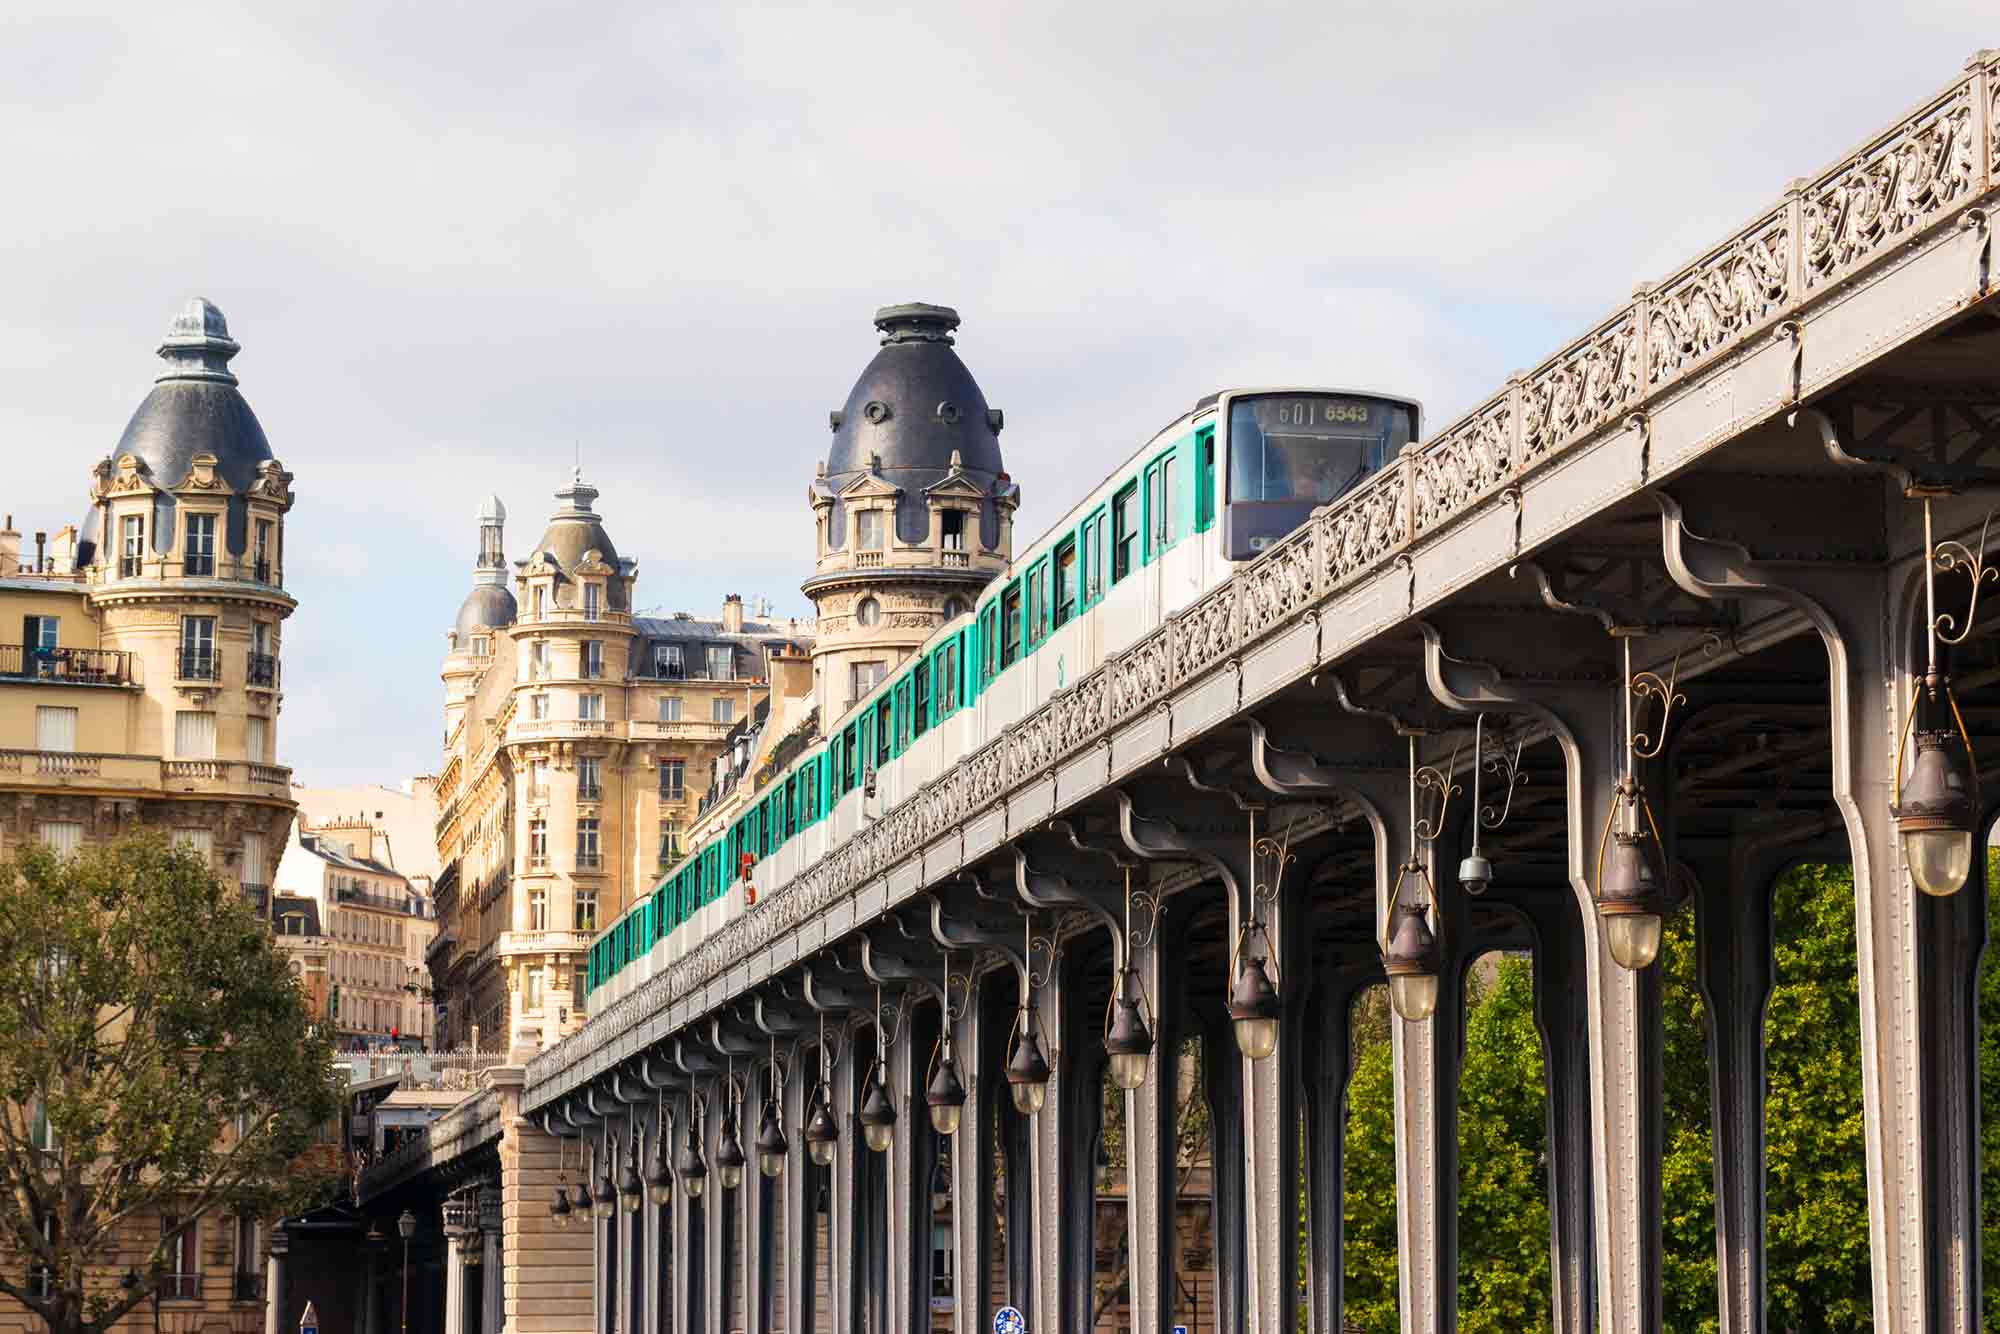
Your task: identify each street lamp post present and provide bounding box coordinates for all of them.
[397,1209,416,1334]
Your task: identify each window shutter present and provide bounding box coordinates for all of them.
[35,706,77,753]
[35,821,83,856]
[175,711,217,759]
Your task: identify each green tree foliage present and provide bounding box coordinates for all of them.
[1454,958,1551,1329]
[0,834,340,1334]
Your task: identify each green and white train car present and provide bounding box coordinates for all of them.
[586,388,1421,1008]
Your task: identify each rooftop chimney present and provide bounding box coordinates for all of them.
[0,516,17,577]
[722,593,744,634]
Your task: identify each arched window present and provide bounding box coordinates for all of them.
[856,597,882,628]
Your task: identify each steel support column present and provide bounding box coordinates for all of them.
[1124,896,1187,1334]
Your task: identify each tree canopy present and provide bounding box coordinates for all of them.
[0,833,339,1334]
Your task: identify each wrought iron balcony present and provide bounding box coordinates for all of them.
[576,851,602,870]
[160,1272,201,1301]
[578,783,603,802]
[184,552,215,577]
[247,653,279,688]
[253,559,272,584]
[177,649,220,682]
[0,644,132,685]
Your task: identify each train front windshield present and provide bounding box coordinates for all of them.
[1222,393,1416,558]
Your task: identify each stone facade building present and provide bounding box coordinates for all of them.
[0,298,298,1334]
[429,478,812,1056]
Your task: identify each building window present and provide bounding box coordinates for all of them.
[658,819,681,868]
[576,819,600,870]
[855,596,881,628]
[582,640,604,679]
[579,693,604,721]
[162,1218,199,1299]
[530,693,549,721]
[710,697,734,725]
[941,509,966,551]
[471,634,491,656]
[528,819,548,868]
[233,1216,262,1298]
[528,889,547,930]
[22,615,58,676]
[248,621,276,687]
[176,828,213,861]
[35,821,83,855]
[661,695,683,722]
[578,757,602,801]
[654,643,684,678]
[35,705,77,754]
[254,521,274,583]
[174,711,217,759]
[528,760,549,801]
[706,645,734,680]
[241,831,266,887]
[120,514,144,577]
[574,889,598,931]
[530,641,550,680]
[179,616,217,681]
[246,716,269,763]
[856,509,886,551]
[942,598,966,622]
[183,514,216,578]
[659,759,685,801]
[583,583,602,621]
[524,966,545,1010]
[530,584,547,619]
[849,660,885,703]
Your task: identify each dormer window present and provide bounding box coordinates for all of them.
[120,515,144,578]
[857,510,886,551]
[531,585,547,619]
[184,513,216,577]
[941,509,966,551]
[654,643,684,678]
[583,582,602,621]
[254,521,274,583]
[706,646,734,681]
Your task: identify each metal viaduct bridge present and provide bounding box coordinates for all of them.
[355,49,2000,1334]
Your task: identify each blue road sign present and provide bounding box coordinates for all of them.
[994,1305,1025,1334]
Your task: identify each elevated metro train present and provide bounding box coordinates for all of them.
[586,387,1421,1008]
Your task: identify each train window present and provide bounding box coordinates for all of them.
[913,662,931,737]
[1053,537,1078,626]
[1195,427,1217,531]
[875,698,892,767]
[939,639,960,715]
[843,724,858,791]
[1112,484,1139,583]
[979,605,999,684]
[1000,581,1023,667]
[1024,557,1049,648]
[894,678,913,751]
[1078,508,1107,609]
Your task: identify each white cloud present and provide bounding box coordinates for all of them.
[0,0,1992,782]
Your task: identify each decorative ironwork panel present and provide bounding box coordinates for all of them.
[1520,308,1641,467]
[1412,398,1514,538]
[1647,209,1790,387]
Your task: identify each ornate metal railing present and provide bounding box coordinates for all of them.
[246,653,279,688]
[526,51,2000,1101]
[0,644,133,685]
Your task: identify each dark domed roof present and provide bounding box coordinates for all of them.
[82,299,274,564]
[116,298,273,491]
[821,304,1008,546]
[455,584,518,638]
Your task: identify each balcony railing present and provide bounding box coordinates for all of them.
[240,883,270,915]
[253,559,272,584]
[578,784,602,802]
[165,760,227,781]
[183,552,215,577]
[160,1273,201,1301]
[527,854,550,871]
[334,886,420,915]
[0,644,132,686]
[941,549,970,568]
[576,851,602,870]
[247,653,279,688]
[177,649,220,682]
[232,1271,265,1302]
[0,751,292,792]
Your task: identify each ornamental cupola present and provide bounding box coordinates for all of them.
[804,303,1018,719]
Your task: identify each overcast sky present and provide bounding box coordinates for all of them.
[3,2,1992,786]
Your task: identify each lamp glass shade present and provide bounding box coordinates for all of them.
[1604,912,1664,971]
[550,1187,572,1226]
[397,1210,417,1241]
[861,1120,894,1154]
[716,1122,747,1190]
[809,1138,837,1168]
[1907,826,1974,897]
[929,1101,963,1136]
[619,1164,643,1212]
[805,1098,838,1167]
[592,1178,616,1219]
[1004,1022,1051,1117]
[570,1183,594,1218]
[1233,1015,1280,1061]
[1110,1050,1150,1091]
[684,1173,706,1200]
[1388,971,1439,1023]
[719,1163,744,1190]
[755,1105,788,1177]
[1104,971,1154,1089]
[678,1135,707,1199]
[644,1145,673,1206]
[1009,1080,1046,1116]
